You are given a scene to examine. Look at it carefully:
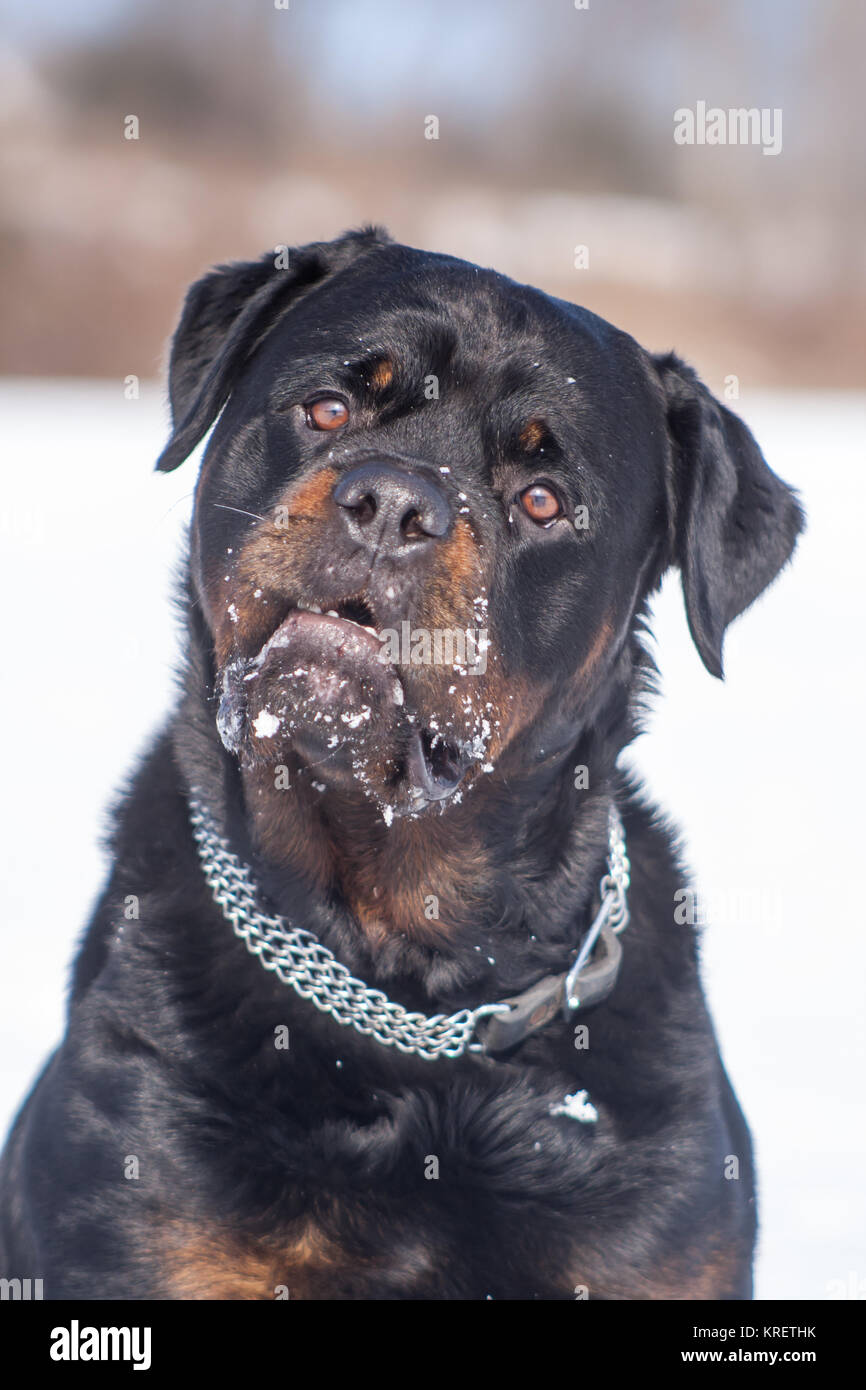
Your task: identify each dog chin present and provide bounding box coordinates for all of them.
[215,608,478,816]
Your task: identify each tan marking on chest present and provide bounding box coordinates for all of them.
[570,1239,747,1301]
[160,1221,337,1301]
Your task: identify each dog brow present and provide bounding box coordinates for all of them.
[336,355,396,398]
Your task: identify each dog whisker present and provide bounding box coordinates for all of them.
[158,490,196,524]
[213,503,268,523]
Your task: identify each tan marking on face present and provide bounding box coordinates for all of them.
[576,618,615,685]
[422,517,482,630]
[396,515,552,773]
[483,672,549,759]
[210,466,339,666]
[277,464,340,521]
[519,418,546,452]
[369,357,394,391]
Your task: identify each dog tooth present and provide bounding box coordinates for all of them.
[326,609,339,617]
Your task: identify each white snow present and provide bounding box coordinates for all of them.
[252,710,280,739]
[0,380,862,1300]
[549,1090,598,1124]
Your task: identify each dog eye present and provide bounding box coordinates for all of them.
[519,483,562,525]
[305,397,349,431]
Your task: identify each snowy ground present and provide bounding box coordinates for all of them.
[0,379,863,1300]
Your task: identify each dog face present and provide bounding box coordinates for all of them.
[159,229,802,819]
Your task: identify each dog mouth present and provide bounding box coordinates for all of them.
[405,727,468,802]
[216,592,475,813]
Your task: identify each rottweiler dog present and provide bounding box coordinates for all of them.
[0,228,802,1300]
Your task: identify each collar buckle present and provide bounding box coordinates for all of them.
[474,922,625,1055]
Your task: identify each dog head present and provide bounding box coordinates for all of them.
[159,228,802,822]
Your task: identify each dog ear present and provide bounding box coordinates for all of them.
[653,352,804,678]
[155,228,389,473]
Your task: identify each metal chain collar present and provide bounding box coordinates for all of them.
[187,793,630,1062]
[564,802,630,1007]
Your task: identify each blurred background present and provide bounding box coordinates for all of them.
[1,0,864,385]
[1,0,864,1304]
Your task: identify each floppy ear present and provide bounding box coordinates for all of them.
[156,227,389,473]
[654,352,804,678]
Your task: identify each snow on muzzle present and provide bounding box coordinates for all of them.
[215,606,483,812]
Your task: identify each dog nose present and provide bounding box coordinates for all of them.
[333,462,451,553]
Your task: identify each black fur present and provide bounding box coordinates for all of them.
[0,229,802,1299]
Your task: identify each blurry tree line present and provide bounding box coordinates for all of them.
[0,0,862,383]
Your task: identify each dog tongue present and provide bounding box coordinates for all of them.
[217,608,407,772]
[217,608,473,815]
[262,607,385,664]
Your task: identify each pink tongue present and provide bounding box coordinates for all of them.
[261,608,385,665]
[248,607,406,718]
